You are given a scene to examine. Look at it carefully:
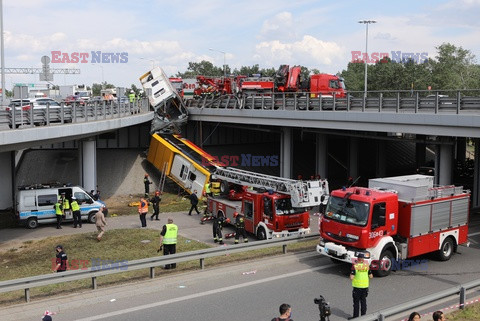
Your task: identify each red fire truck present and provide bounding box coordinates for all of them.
[316,175,470,276]
[206,166,329,240]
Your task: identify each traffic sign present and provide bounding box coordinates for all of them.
[14,83,35,87]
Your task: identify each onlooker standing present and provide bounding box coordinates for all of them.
[95,206,107,241]
[149,191,161,221]
[433,311,446,321]
[271,303,293,321]
[408,312,421,321]
[144,173,152,197]
[158,217,178,269]
[53,245,67,272]
[349,253,373,319]
[138,197,148,227]
[71,197,82,228]
[188,190,200,215]
[54,199,63,229]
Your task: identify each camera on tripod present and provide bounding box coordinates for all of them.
[314,295,331,321]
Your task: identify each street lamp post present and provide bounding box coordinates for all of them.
[358,20,376,98]
[1,0,5,106]
[209,48,226,78]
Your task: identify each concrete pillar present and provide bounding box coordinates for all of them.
[416,135,426,168]
[376,140,386,178]
[315,133,327,178]
[79,139,97,192]
[473,139,480,208]
[438,142,453,186]
[349,137,359,180]
[280,128,292,178]
[456,137,466,163]
[0,152,14,210]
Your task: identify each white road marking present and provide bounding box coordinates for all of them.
[74,263,335,321]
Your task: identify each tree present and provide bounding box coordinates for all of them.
[176,60,224,78]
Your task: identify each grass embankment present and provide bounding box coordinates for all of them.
[0,227,317,306]
[448,303,480,321]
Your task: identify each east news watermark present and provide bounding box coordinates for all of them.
[351,51,429,64]
[352,258,429,271]
[202,154,279,167]
[50,51,128,64]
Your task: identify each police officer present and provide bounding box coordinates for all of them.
[144,173,152,197]
[158,217,178,269]
[149,191,161,221]
[234,211,248,244]
[349,253,373,319]
[63,196,71,220]
[54,199,63,229]
[71,197,82,228]
[213,212,225,244]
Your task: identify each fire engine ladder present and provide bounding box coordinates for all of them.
[212,166,328,208]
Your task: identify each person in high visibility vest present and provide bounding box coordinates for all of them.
[138,197,148,228]
[71,197,82,228]
[204,182,212,197]
[63,196,71,220]
[158,217,178,269]
[349,253,373,319]
[129,90,136,104]
[54,200,63,229]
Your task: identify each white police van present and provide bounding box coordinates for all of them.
[16,184,105,229]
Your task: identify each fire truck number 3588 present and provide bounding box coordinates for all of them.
[369,230,384,239]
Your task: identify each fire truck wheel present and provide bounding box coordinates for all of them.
[88,212,97,224]
[219,181,229,195]
[27,217,38,229]
[257,227,267,240]
[438,237,454,261]
[374,250,393,277]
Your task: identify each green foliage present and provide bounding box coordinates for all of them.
[91,82,116,96]
[340,42,480,93]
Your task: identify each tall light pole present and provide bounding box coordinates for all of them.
[358,20,376,98]
[140,57,156,69]
[209,48,226,78]
[1,0,5,106]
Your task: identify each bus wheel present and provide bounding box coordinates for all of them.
[257,227,267,240]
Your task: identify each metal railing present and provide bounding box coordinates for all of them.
[185,90,480,114]
[0,233,317,302]
[0,98,150,130]
[355,278,480,321]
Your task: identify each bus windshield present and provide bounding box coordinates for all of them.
[324,196,369,226]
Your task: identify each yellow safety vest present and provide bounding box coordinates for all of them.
[205,183,211,194]
[352,262,370,288]
[129,93,135,102]
[63,199,70,210]
[55,203,63,215]
[163,223,178,245]
[71,201,80,211]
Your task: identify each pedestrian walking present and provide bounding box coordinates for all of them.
[144,173,152,197]
[213,211,226,244]
[53,245,67,272]
[234,211,248,244]
[188,190,200,215]
[71,197,82,228]
[158,217,178,269]
[138,197,148,227]
[54,199,63,229]
[271,303,293,321]
[149,191,161,221]
[95,205,107,241]
[349,253,373,319]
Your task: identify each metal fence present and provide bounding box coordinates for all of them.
[185,90,480,114]
[0,98,150,129]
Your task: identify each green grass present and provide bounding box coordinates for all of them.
[447,302,480,321]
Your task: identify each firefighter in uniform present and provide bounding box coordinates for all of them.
[158,217,178,269]
[213,212,226,244]
[349,253,373,319]
[71,197,82,228]
[234,211,248,244]
[149,191,161,221]
[54,199,63,229]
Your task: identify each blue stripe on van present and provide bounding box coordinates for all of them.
[19,205,101,220]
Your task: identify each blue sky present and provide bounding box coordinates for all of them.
[3,0,480,88]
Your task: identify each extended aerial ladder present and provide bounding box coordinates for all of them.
[211,166,329,208]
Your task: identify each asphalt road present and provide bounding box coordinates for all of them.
[4,221,480,321]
